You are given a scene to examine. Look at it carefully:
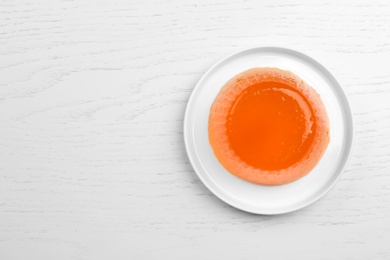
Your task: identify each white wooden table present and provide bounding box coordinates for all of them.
[1,1,390,259]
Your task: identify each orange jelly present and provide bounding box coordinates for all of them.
[208,68,329,185]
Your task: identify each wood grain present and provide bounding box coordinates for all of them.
[1,0,390,259]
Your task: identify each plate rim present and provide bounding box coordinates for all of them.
[183,46,354,215]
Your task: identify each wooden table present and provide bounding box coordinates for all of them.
[1,0,389,259]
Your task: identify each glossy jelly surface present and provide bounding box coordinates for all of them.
[208,68,330,185]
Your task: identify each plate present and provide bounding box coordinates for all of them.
[184,47,353,215]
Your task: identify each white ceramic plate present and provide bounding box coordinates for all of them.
[184,47,353,215]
